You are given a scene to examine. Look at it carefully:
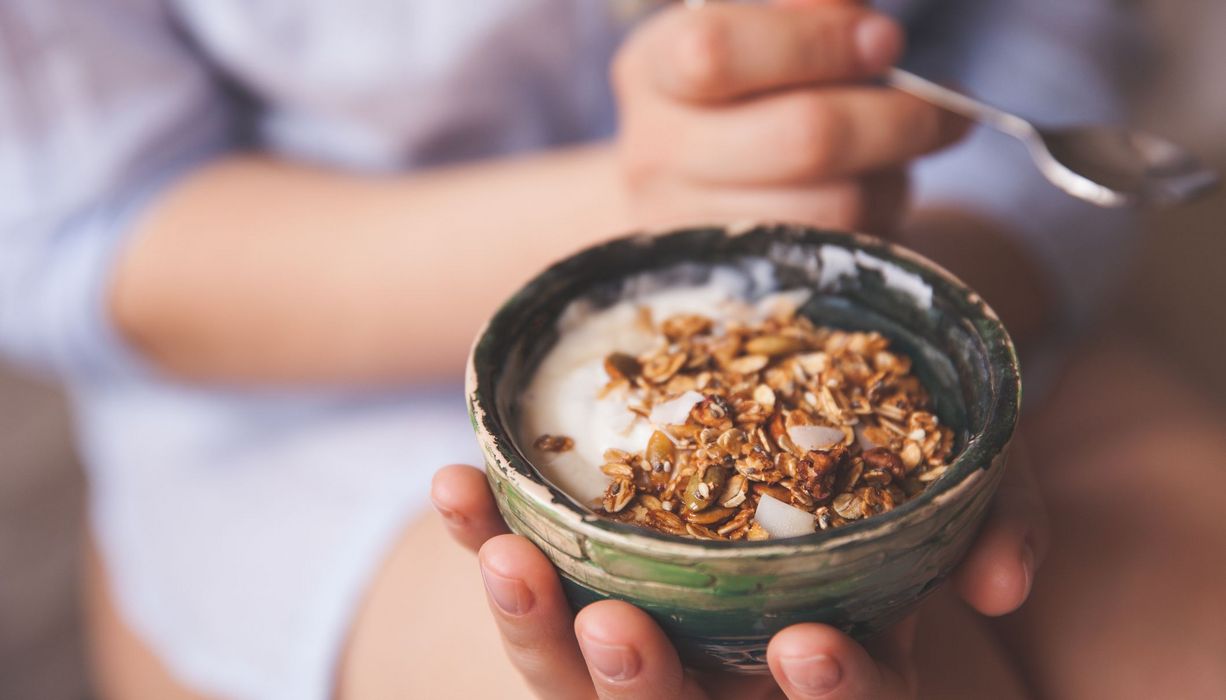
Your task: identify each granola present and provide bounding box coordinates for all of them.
[538,303,956,540]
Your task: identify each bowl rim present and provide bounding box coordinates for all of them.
[466,223,1020,558]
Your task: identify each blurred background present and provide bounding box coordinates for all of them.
[1,1,1223,697]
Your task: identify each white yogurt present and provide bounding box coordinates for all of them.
[518,266,809,505]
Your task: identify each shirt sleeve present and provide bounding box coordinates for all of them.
[897,0,1145,327]
[0,0,235,382]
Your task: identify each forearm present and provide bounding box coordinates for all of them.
[110,144,629,383]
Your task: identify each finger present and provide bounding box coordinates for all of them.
[626,86,966,186]
[573,600,708,700]
[617,3,903,102]
[768,621,917,699]
[629,170,909,236]
[953,441,1050,616]
[479,534,596,700]
[431,464,511,553]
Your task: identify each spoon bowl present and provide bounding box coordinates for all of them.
[1035,125,1222,207]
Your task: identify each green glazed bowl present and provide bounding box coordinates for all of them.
[466,223,1020,672]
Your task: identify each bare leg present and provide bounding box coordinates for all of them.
[87,335,1223,699]
[85,510,1034,699]
[1000,335,1226,699]
[83,512,530,700]
[336,509,534,699]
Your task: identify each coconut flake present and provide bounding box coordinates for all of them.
[649,390,703,426]
[755,494,817,538]
[787,425,845,452]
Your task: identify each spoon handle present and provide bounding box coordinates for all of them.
[884,68,1037,141]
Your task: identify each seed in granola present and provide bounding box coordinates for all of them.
[717,508,754,536]
[836,457,864,493]
[604,352,642,382]
[604,448,633,463]
[603,478,635,513]
[601,462,634,479]
[642,351,687,384]
[686,522,722,540]
[716,428,747,457]
[638,494,663,511]
[661,313,713,340]
[797,448,842,501]
[686,506,737,526]
[862,468,893,486]
[775,451,799,478]
[863,447,906,481]
[727,354,770,374]
[857,485,895,516]
[848,396,873,414]
[832,492,864,520]
[736,447,773,481]
[745,522,770,540]
[683,463,730,512]
[534,434,574,452]
[753,482,793,504]
[698,427,722,446]
[814,506,845,530]
[691,395,731,427]
[719,473,748,507]
[647,508,686,535]
[745,334,804,357]
[768,413,798,456]
[645,430,676,473]
[753,384,776,411]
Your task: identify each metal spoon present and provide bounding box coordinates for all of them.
[885,68,1220,208]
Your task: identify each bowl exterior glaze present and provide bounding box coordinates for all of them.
[467,224,1019,672]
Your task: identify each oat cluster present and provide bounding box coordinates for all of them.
[535,303,956,540]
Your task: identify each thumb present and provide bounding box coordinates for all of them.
[767,617,918,700]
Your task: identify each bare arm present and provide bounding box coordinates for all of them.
[110,145,629,383]
[105,2,972,387]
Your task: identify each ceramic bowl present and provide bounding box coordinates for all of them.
[466,223,1020,672]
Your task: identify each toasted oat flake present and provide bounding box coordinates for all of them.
[534,434,575,452]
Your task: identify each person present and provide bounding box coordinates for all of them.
[5,0,1223,699]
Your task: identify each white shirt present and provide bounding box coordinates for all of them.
[0,1,1136,697]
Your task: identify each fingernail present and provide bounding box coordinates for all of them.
[781,654,842,695]
[480,565,533,616]
[856,15,904,73]
[578,634,640,682]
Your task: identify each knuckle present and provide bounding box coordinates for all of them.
[807,12,857,77]
[672,13,733,97]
